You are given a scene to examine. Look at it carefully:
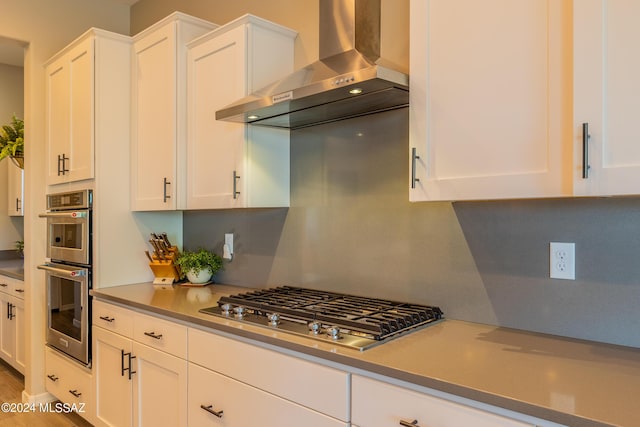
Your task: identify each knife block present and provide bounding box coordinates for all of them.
[149,246,181,285]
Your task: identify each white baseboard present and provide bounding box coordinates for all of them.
[22,390,56,404]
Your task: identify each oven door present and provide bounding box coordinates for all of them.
[38,263,90,366]
[39,211,90,265]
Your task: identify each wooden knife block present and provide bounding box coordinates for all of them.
[149,246,181,284]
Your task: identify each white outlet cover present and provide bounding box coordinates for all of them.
[550,242,575,280]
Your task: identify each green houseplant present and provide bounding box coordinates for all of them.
[0,115,24,168]
[175,248,223,284]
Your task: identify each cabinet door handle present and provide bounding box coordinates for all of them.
[400,420,420,427]
[68,389,82,398]
[121,350,137,380]
[233,170,241,199]
[7,302,14,320]
[200,404,224,418]
[582,122,591,179]
[143,331,163,340]
[411,147,421,189]
[99,315,115,323]
[16,198,20,212]
[47,374,59,382]
[163,177,171,203]
[58,154,69,176]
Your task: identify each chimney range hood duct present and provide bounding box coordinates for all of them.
[215,0,409,130]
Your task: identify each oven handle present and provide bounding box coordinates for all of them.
[38,264,86,278]
[38,211,88,219]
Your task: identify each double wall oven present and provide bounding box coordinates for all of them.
[38,190,92,366]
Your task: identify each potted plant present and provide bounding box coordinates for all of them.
[15,240,24,258]
[175,248,223,284]
[0,115,24,168]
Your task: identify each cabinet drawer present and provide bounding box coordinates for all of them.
[134,311,187,358]
[11,280,25,300]
[45,347,94,423]
[352,375,533,427]
[188,328,349,422]
[0,276,17,296]
[93,300,134,337]
[188,363,347,427]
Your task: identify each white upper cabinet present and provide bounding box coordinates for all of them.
[186,15,296,209]
[45,34,95,185]
[131,12,218,211]
[45,29,131,187]
[7,161,23,216]
[409,0,572,201]
[573,0,640,196]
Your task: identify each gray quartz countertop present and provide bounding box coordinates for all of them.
[91,282,640,427]
[0,258,24,281]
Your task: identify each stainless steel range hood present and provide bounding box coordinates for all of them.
[215,0,409,130]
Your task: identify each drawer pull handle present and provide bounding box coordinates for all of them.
[14,289,24,293]
[99,315,115,323]
[68,389,82,398]
[47,374,59,382]
[200,404,224,418]
[0,283,7,287]
[400,420,420,427]
[144,331,163,340]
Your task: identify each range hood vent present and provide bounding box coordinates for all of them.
[216,0,409,130]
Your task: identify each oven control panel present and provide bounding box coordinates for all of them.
[47,190,93,211]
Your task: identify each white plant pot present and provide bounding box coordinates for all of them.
[186,268,212,284]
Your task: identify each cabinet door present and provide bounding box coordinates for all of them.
[45,36,94,185]
[0,296,15,364]
[12,297,24,374]
[67,37,94,183]
[352,375,533,427]
[7,161,23,216]
[409,0,570,201]
[46,54,71,185]
[186,26,245,209]
[132,341,187,427]
[188,363,347,427]
[574,0,640,195]
[93,327,133,427]
[131,23,178,211]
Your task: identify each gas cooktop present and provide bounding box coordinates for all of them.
[199,286,443,351]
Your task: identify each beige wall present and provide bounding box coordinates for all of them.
[0,0,129,401]
[131,0,408,72]
[0,63,24,250]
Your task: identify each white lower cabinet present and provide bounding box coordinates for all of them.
[188,327,350,424]
[0,275,25,374]
[93,301,188,427]
[188,363,345,426]
[45,346,95,424]
[132,341,187,427]
[352,375,538,427]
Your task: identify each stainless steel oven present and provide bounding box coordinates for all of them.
[39,190,92,265]
[38,262,90,365]
[39,189,93,366]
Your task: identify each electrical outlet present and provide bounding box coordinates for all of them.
[550,242,575,280]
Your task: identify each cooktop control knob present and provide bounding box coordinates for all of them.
[308,321,322,334]
[327,326,340,340]
[233,306,246,319]
[268,313,280,326]
[220,303,233,316]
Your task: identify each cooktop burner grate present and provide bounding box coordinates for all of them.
[200,286,443,350]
